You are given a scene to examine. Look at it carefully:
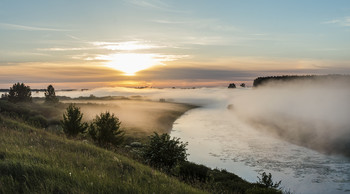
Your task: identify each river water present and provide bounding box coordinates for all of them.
[169,88,350,194]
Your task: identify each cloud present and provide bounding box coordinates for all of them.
[126,0,169,10]
[125,0,189,13]
[38,47,92,51]
[0,22,70,31]
[91,41,164,51]
[324,17,350,27]
[152,18,239,33]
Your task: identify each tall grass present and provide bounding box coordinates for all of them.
[0,116,205,193]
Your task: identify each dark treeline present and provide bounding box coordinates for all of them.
[253,74,350,87]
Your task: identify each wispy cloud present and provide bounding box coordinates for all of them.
[125,0,188,13]
[126,0,169,10]
[152,18,238,32]
[324,17,350,27]
[38,47,92,51]
[39,40,165,53]
[0,22,70,31]
[91,41,164,51]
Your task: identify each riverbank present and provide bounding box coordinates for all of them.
[61,99,198,138]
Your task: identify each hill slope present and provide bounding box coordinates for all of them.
[0,116,204,194]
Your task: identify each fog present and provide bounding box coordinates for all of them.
[20,81,350,157]
[60,99,193,137]
[231,80,350,157]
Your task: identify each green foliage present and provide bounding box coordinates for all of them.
[0,117,204,194]
[89,111,125,147]
[44,85,59,104]
[61,104,88,137]
[177,161,209,183]
[0,100,54,128]
[143,133,188,171]
[173,162,282,194]
[257,172,282,189]
[8,82,32,103]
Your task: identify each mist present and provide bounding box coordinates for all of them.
[231,80,350,157]
[31,81,350,157]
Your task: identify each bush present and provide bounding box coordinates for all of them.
[61,104,88,137]
[8,83,32,103]
[89,111,125,147]
[27,115,48,128]
[178,161,209,183]
[257,172,281,189]
[142,133,188,171]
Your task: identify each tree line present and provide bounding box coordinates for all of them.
[1,82,59,104]
[253,74,350,87]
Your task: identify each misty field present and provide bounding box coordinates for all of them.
[60,99,196,138]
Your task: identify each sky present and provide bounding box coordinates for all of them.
[0,0,350,88]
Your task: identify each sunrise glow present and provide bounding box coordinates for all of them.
[98,53,165,75]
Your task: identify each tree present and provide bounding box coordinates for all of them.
[89,111,125,147]
[45,85,59,104]
[228,83,236,88]
[257,172,281,189]
[142,133,188,171]
[61,104,88,137]
[8,82,32,103]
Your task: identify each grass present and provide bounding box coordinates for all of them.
[0,116,205,194]
[0,100,283,193]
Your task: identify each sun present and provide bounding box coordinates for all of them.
[101,53,164,76]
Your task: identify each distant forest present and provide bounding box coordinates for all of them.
[253,74,350,87]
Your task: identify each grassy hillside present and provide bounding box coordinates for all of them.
[0,99,282,194]
[0,116,205,193]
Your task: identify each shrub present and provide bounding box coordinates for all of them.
[89,111,125,147]
[27,115,48,128]
[8,83,32,103]
[178,161,209,183]
[257,172,281,189]
[61,104,88,137]
[142,133,188,171]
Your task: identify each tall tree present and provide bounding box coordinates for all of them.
[45,85,59,104]
[61,104,88,137]
[8,82,32,103]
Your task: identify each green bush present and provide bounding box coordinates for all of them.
[89,111,125,147]
[142,133,188,171]
[178,161,209,183]
[61,104,88,137]
[27,115,48,128]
